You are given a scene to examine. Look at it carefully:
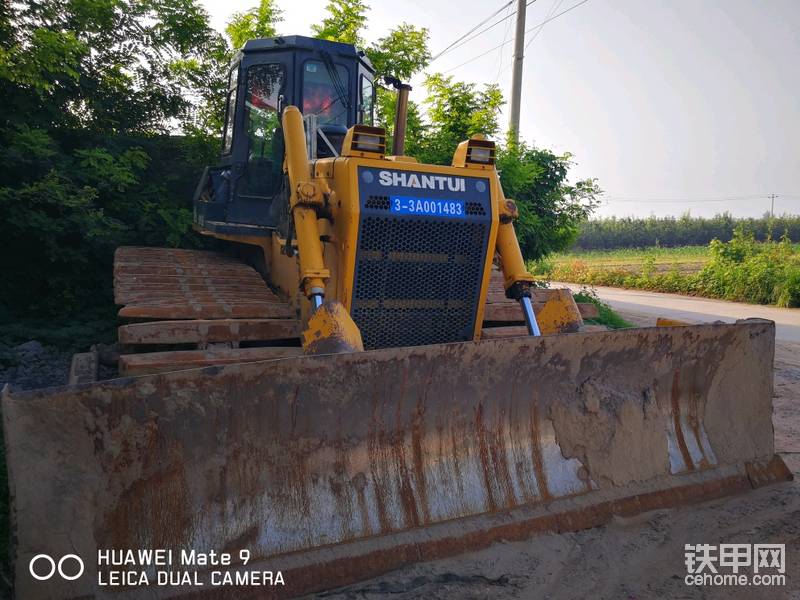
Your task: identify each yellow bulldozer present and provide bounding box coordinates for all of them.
[2,35,791,599]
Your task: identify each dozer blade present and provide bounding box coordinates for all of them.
[3,319,791,599]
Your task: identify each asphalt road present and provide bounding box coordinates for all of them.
[554,282,800,343]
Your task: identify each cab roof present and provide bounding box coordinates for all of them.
[240,35,374,71]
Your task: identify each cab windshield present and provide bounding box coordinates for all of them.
[302,60,349,126]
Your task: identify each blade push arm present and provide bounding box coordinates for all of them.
[494,176,542,337]
[282,105,330,310]
[281,107,364,354]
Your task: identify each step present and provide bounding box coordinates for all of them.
[119,319,300,345]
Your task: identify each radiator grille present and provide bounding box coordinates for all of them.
[351,216,489,349]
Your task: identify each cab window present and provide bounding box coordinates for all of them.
[221,67,238,154]
[241,63,285,199]
[302,60,349,126]
[359,75,374,125]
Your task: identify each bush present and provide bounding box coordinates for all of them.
[497,143,600,261]
[0,128,214,327]
[548,227,800,307]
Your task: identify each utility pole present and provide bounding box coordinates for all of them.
[769,193,777,218]
[508,0,527,144]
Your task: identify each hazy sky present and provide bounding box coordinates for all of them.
[199,0,800,218]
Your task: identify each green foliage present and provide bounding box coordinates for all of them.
[0,0,223,327]
[696,228,800,306]
[0,28,86,91]
[366,24,431,80]
[1,0,600,334]
[572,288,634,329]
[575,213,800,250]
[374,70,600,261]
[0,129,210,319]
[408,74,503,165]
[312,0,369,46]
[2,0,227,134]
[226,0,283,49]
[499,143,601,260]
[547,229,800,307]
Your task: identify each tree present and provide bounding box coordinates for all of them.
[497,144,601,260]
[0,0,223,322]
[2,0,224,134]
[366,24,430,81]
[226,0,283,50]
[312,0,369,46]
[307,3,599,259]
[408,74,503,165]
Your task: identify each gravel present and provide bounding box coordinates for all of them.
[0,340,72,392]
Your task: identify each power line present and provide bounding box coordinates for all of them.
[440,0,592,74]
[432,0,541,64]
[493,3,516,83]
[430,1,515,62]
[494,0,565,78]
[525,0,565,49]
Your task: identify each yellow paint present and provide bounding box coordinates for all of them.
[283,106,329,296]
[452,135,494,171]
[657,317,692,327]
[195,115,548,344]
[535,290,585,334]
[302,301,364,354]
[341,125,386,159]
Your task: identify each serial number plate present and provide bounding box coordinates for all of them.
[390,196,465,217]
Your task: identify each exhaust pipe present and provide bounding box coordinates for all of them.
[386,77,412,156]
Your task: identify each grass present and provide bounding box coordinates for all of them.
[544,245,710,275]
[572,288,636,329]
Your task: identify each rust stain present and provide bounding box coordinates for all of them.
[410,366,433,524]
[179,466,786,600]
[221,525,258,557]
[687,383,711,469]
[475,402,497,511]
[671,370,695,471]
[449,390,465,500]
[489,409,516,508]
[102,460,193,554]
[368,386,392,534]
[391,367,421,528]
[331,428,355,540]
[392,436,420,528]
[353,473,372,536]
[529,400,551,501]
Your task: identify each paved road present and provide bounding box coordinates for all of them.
[554,282,800,343]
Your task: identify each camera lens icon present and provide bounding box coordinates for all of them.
[29,554,84,581]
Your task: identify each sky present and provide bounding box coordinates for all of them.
[199,0,800,219]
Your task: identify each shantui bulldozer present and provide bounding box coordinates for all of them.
[2,36,791,599]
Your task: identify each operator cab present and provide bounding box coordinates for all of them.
[194,35,375,236]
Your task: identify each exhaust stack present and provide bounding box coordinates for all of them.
[386,76,412,156]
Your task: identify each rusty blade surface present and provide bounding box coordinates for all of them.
[3,320,786,599]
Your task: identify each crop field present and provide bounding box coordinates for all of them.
[532,235,800,308]
[542,246,711,275]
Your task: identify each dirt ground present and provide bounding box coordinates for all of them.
[319,316,800,600]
